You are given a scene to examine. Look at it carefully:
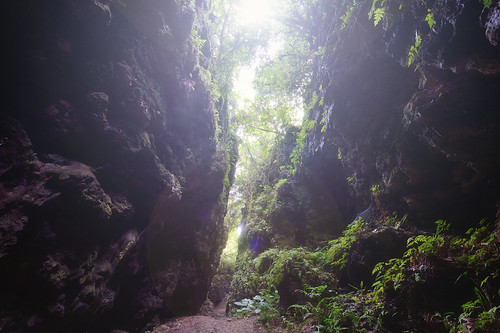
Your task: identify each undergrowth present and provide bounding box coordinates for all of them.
[229,218,500,332]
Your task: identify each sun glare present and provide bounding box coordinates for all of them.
[234,0,275,27]
[234,65,256,101]
[232,0,284,110]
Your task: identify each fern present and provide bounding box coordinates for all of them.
[407,51,415,67]
[415,33,422,48]
[340,1,357,30]
[407,33,422,67]
[368,0,384,19]
[373,8,386,26]
[425,10,435,29]
[369,0,387,26]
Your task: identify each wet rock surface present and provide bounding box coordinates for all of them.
[2,0,230,332]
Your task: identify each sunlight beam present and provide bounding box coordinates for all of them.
[234,0,274,27]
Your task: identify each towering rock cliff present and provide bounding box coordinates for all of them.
[3,0,500,331]
[234,1,500,261]
[304,0,500,231]
[1,0,233,332]
[240,0,500,247]
[229,1,500,331]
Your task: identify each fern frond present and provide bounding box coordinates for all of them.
[425,10,435,29]
[373,8,386,26]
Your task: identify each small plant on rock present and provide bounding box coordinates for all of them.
[233,290,281,327]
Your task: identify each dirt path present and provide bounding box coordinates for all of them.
[151,300,284,333]
[151,315,268,333]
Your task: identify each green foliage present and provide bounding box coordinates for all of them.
[325,218,367,271]
[220,223,241,264]
[337,148,343,160]
[383,211,407,229]
[373,8,386,26]
[191,25,206,54]
[261,247,330,289]
[370,219,500,331]
[340,0,357,29]
[287,90,320,172]
[229,244,337,317]
[274,219,385,331]
[227,2,319,204]
[368,0,387,27]
[234,290,281,326]
[315,46,326,57]
[371,257,406,303]
[404,219,450,259]
[300,284,329,299]
[407,33,422,68]
[477,305,499,329]
[287,286,378,332]
[289,119,315,173]
[482,0,493,8]
[206,0,273,145]
[316,291,378,332]
[275,178,289,189]
[320,109,328,133]
[425,9,435,29]
[215,1,500,331]
[230,216,499,332]
[254,35,313,100]
[306,91,320,117]
[370,184,382,196]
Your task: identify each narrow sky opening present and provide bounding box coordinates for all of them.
[232,0,285,114]
[234,0,274,27]
[234,65,256,101]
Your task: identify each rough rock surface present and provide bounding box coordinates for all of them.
[304,0,500,231]
[238,128,356,255]
[2,0,231,332]
[229,1,500,327]
[236,2,500,256]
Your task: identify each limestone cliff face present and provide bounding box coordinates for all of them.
[1,0,231,332]
[303,0,500,231]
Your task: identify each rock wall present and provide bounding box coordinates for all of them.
[227,1,500,329]
[234,0,500,267]
[1,0,231,332]
[304,0,500,231]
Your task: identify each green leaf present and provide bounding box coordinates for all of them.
[483,0,492,8]
[373,8,386,26]
[425,10,435,29]
[415,34,422,48]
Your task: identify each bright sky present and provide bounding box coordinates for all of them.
[234,65,256,101]
[230,0,302,180]
[232,0,285,107]
[233,0,275,27]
